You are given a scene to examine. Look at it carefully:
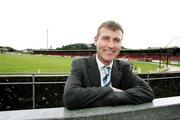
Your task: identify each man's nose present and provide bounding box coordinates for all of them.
[108,39,115,48]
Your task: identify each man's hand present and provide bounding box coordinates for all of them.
[111,87,124,92]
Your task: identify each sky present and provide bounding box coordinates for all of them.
[0,0,180,50]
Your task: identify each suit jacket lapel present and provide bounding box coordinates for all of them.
[111,60,122,88]
[87,54,101,87]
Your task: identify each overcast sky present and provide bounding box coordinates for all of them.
[0,0,180,50]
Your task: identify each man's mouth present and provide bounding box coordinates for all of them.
[104,50,115,54]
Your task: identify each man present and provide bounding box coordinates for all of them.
[63,20,154,110]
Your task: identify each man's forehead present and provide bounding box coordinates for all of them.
[99,28,123,37]
[101,27,122,32]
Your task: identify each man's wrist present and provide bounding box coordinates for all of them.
[111,87,123,92]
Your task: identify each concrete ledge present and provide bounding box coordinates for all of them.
[1,96,180,120]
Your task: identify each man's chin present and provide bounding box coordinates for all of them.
[104,58,114,63]
[105,55,116,59]
[105,53,118,57]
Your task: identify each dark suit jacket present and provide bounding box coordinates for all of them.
[63,54,154,109]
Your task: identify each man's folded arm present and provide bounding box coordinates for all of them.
[113,85,154,105]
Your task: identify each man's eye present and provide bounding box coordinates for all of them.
[102,37,109,40]
[114,38,120,42]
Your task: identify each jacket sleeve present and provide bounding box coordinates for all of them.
[114,61,154,105]
[63,59,119,110]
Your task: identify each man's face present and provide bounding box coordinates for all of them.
[94,27,122,65]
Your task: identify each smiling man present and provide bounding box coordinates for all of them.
[63,20,154,110]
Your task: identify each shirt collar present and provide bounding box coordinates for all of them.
[96,54,113,70]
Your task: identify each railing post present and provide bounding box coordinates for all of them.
[32,74,35,109]
[146,72,150,84]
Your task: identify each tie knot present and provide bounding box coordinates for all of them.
[103,66,111,74]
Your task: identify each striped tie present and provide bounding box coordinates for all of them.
[103,66,111,87]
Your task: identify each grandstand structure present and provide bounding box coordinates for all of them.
[119,47,180,62]
[33,47,180,62]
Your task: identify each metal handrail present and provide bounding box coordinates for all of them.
[144,76,180,81]
[0,81,65,85]
[1,76,180,85]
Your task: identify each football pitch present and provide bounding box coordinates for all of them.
[0,53,73,74]
[0,53,160,74]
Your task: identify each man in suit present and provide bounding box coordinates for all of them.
[63,20,154,110]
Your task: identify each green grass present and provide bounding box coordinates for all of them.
[130,61,163,73]
[0,53,166,74]
[0,54,73,74]
[170,63,180,67]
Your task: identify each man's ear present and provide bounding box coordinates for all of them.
[94,36,98,46]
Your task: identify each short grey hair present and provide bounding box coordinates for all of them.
[96,20,124,38]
